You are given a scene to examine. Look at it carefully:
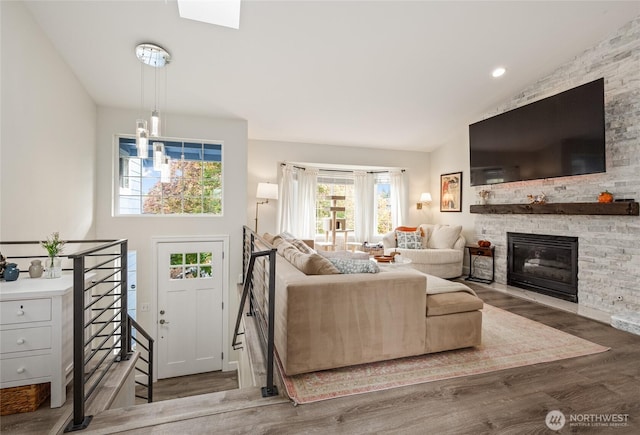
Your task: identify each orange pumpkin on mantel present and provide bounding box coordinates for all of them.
[598,191,614,203]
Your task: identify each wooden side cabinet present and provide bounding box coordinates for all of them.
[465,245,495,284]
[0,275,74,408]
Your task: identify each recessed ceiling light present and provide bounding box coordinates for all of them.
[492,67,506,78]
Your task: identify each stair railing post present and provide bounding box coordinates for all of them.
[66,255,93,431]
[120,240,130,359]
[262,247,278,397]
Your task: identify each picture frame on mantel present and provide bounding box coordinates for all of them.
[440,172,462,212]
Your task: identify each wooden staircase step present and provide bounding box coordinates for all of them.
[82,387,288,434]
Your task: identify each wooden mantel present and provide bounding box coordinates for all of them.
[470,202,639,216]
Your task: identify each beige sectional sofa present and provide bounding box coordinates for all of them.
[265,234,483,376]
[382,224,465,279]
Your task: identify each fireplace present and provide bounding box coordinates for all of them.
[507,232,578,302]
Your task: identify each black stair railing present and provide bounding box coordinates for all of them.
[0,239,154,432]
[233,226,278,397]
[127,315,154,403]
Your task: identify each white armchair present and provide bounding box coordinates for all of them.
[382,224,465,279]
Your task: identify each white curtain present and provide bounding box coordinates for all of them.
[278,165,317,238]
[277,164,295,234]
[354,171,375,243]
[296,168,318,239]
[389,170,407,228]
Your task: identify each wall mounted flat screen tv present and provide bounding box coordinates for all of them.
[469,78,605,186]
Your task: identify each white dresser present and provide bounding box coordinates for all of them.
[0,274,75,408]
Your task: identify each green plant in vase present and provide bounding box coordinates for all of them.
[41,232,66,278]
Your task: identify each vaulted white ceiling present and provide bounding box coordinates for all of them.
[25,1,639,152]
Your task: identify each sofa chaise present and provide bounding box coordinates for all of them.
[262,233,482,376]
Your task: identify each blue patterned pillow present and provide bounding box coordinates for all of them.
[396,230,422,249]
[329,258,380,274]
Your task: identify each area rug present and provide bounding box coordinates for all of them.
[279,304,609,404]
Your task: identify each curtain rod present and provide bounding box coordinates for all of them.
[280,163,405,174]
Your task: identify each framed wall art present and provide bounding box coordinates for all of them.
[440,172,462,212]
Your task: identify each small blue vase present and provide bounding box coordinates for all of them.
[4,263,19,281]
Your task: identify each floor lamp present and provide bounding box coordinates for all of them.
[255,182,279,233]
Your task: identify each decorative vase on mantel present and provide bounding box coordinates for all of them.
[44,256,62,279]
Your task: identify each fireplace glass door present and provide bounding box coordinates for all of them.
[507,232,578,302]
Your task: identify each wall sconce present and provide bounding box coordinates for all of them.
[255,182,279,233]
[417,192,432,210]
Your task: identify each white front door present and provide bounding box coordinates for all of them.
[157,241,224,379]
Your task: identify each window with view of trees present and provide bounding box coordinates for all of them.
[117,137,222,215]
[315,172,392,236]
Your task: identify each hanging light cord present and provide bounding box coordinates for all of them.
[140,61,144,119]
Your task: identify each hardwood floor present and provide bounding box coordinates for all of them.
[137,370,238,403]
[0,371,238,435]
[86,284,640,434]
[4,285,639,434]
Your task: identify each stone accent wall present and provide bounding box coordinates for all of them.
[472,18,640,315]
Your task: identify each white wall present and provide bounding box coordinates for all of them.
[429,134,476,243]
[248,139,432,236]
[95,107,247,366]
[1,1,97,242]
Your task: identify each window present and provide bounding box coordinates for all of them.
[375,174,392,235]
[117,136,222,215]
[315,172,392,236]
[316,174,355,235]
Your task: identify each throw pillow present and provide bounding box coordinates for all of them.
[262,233,276,244]
[395,226,418,232]
[419,224,435,248]
[277,241,339,275]
[287,238,315,254]
[427,224,463,249]
[396,229,423,249]
[328,258,380,274]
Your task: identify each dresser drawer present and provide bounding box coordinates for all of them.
[1,354,51,383]
[0,327,52,353]
[0,299,51,325]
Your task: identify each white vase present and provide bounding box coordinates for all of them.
[44,256,62,279]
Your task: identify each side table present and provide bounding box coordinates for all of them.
[465,245,495,284]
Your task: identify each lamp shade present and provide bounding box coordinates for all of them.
[420,192,432,203]
[257,182,278,200]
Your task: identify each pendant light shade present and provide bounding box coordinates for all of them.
[150,110,161,137]
[137,130,149,158]
[153,142,165,170]
[160,156,172,183]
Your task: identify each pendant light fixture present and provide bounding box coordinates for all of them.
[153,142,165,170]
[135,43,171,159]
[160,156,172,183]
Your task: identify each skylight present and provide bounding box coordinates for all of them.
[177,0,241,30]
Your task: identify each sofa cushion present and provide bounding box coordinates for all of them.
[389,248,463,265]
[426,292,484,316]
[427,224,463,249]
[317,250,370,260]
[396,229,423,249]
[328,258,380,274]
[277,241,340,275]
